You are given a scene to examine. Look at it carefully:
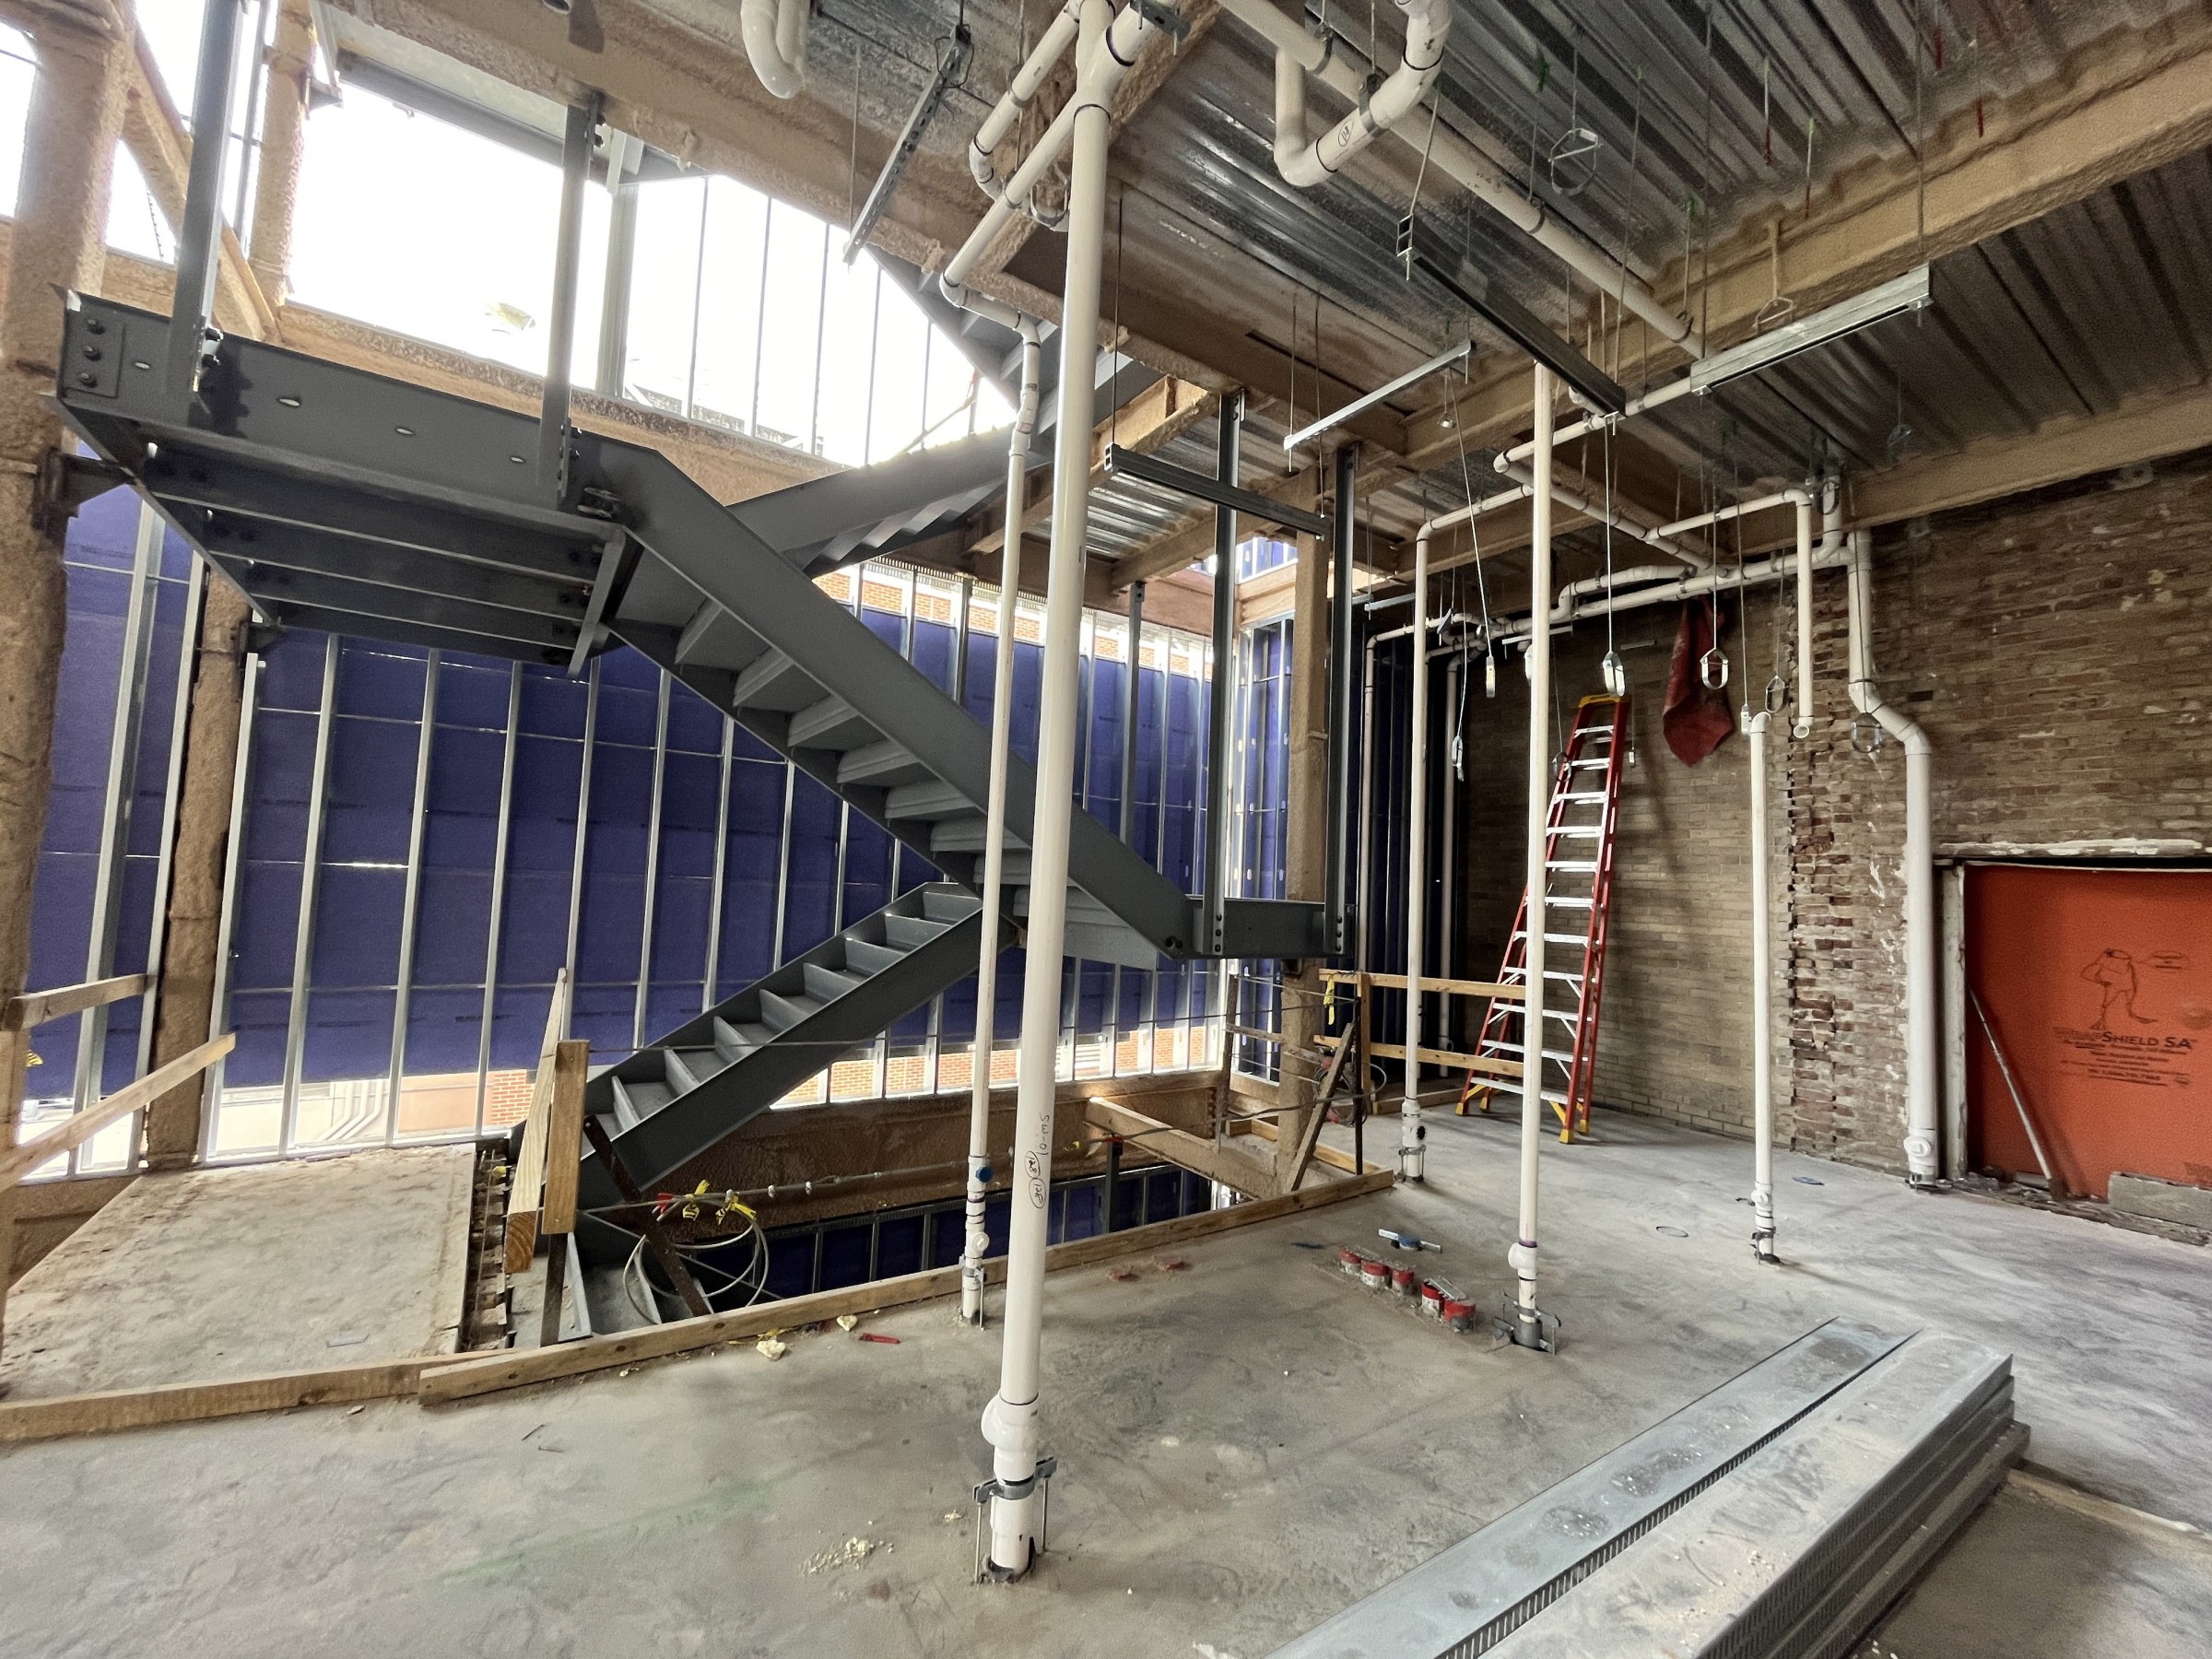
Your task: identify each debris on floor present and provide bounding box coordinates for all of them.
[757,1335,789,1361]
[1108,1265,1139,1281]
[835,1314,859,1331]
[802,1537,877,1574]
[1156,1255,1190,1272]
[857,1332,901,1345]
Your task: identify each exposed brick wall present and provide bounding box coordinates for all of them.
[1787,453,2212,1167]
[1446,450,2212,1170]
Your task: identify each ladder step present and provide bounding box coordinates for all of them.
[1547,860,1599,872]
[1560,792,1606,802]
[1512,931,1591,947]
[1568,759,1608,770]
[1549,896,1594,909]
[1551,826,1604,839]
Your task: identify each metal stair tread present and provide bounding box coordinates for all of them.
[729,647,821,713]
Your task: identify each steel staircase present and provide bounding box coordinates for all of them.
[53,294,1326,1201]
[1459,694,1629,1142]
[594,885,998,1194]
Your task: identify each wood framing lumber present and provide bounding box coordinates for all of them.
[3,972,151,1031]
[1083,1096,1272,1194]
[1320,968,1519,999]
[418,1167,1394,1404]
[0,1032,232,1192]
[1317,1031,1522,1079]
[0,1359,427,1445]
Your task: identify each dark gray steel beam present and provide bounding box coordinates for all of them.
[1398,214,1627,416]
[1102,442,1331,536]
[211,555,583,651]
[196,512,591,614]
[252,602,574,667]
[1202,394,1242,956]
[1326,444,1356,952]
[539,92,601,499]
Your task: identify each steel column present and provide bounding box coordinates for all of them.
[1326,444,1356,950]
[633,671,672,1049]
[168,0,246,404]
[71,505,162,1119]
[278,633,341,1150]
[476,663,524,1127]
[539,93,602,496]
[385,651,440,1136]
[1201,392,1243,955]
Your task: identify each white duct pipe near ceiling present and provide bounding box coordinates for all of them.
[1402,526,1430,1182]
[1219,0,1700,356]
[1510,363,1555,1351]
[970,0,1082,225]
[740,0,807,98]
[1271,0,1450,186]
[1845,529,1940,1187]
[1496,456,1707,568]
[960,316,1043,1327]
[978,0,1162,1582]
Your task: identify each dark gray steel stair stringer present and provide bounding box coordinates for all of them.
[580,884,1003,1208]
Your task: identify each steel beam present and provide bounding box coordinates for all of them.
[1102,441,1330,537]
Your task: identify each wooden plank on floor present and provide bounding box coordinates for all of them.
[419,1167,1395,1404]
[0,1359,426,1445]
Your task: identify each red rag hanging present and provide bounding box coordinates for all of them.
[1663,602,1735,766]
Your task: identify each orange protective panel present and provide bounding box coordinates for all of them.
[1966,865,2212,1200]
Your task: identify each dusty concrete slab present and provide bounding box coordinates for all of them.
[0,1146,475,1400]
[1859,1472,2212,1659]
[0,1114,2205,1658]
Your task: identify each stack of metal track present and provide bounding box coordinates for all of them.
[1269,1319,2024,1659]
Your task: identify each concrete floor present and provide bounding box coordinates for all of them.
[0,1112,2206,1657]
[0,1147,474,1398]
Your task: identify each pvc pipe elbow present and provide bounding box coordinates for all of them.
[741,0,807,98]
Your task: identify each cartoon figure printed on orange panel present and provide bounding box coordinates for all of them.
[2081,948,2157,1030]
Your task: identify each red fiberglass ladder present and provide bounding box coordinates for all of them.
[1459,695,1629,1142]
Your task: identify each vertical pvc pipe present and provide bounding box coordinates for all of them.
[1400,532,1429,1182]
[1794,492,1817,739]
[981,0,1110,1577]
[1747,707,1777,1261]
[962,321,1041,1326]
[1511,364,1554,1349]
[1845,534,1938,1185]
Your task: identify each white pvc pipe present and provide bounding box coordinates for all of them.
[1747,702,1777,1260]
[971,0,1084,224]
[1511,363,1553,1349]
[1219,0,1699,355]
[961,318,1043,1326]
[739,0,807,99]
[1844,530,1940,1186]
[980,0,1136,1581]
[942,4,1154,299]
[1272,0,1449,187]
[1401,529,1430,1182]
[1495,458,1705,568]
